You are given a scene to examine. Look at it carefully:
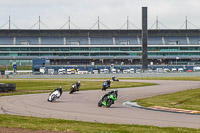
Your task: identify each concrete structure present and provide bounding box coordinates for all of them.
[0,29,200,66]
[142,7,148,70]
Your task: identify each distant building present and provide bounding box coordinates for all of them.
[0,29,200,66]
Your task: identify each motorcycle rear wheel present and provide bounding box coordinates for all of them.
[69,88,74,94]
[106,99,113,108]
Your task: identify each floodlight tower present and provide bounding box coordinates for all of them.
[142,7,148,71]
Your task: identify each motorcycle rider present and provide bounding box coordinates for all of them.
[112,76,115,81]
[112,76,119,81]
[75,81,81,91]
[101,90,118,102]
[106,79,111,87]
[55,86,63,97]
[48,86,63,102]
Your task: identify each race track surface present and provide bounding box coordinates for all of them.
[0,80,200,128]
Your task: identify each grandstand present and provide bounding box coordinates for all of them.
[0,29,200,66]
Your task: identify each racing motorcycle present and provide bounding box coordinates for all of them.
[69,84,78,94]
[102,81,110,91]
[47,87,63,102]
[112,76,119,82]
[98,90,118,108]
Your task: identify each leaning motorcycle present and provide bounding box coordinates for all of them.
[98,90,118,108]
[102,81,109,91]
[69,84,77,94]
[48,87,62,102]
[112,77,119,82]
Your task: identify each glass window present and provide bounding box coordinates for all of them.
[50,47,59,51]
[110,47,119,51]
[60,47,69,51]
[20,47,29,51]
[90,47,100,51]
[120,47,130,51]
[100,47,109,51]
[11,47,20,51]
[40,47,49,51]
[0,48,10,51]
[30,47,39,51]
[70,47,79,51]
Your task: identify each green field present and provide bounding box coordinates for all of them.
[134,88,200,111]
[0,78,199,132]
[120,77,200,81]
[0,79,156,96]
[0,65,32,71]
[0,114,199,133]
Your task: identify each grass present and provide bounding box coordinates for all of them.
[0,114,199,133]
[0,65,32,71]
[0,79,156,96]
[134,88,200,111]
[120,77,200,81]
[0,78,199,132]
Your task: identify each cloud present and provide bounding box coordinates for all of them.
[0,0,199,29]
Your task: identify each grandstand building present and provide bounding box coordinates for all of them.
[0,29,200,66]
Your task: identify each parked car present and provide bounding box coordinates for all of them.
[58,69,65,74]
[163,68,170,72]
[111,69,117,74]
[187,70,193,72]
[48,69,54,75]
[78,70,88,74]
[193,67,200,72]
[171,68,178,72]
[130,68,135,74]
[178,68,184,72]
[66,69,72,74]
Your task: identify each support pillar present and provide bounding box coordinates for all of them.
[142,7,148,70]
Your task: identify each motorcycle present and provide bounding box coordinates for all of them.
[47,87,63,102]
[98,90,118,108]
[69,84,79,94]
[102,81,110,91]
[112,77,119,82]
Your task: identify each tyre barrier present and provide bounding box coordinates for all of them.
[0,83,16,92]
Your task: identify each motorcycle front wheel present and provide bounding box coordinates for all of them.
[98,99,103,107]
[106,99,113,108]
[48,94,56,102]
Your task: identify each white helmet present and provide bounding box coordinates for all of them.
[113,89,118,93]
[78,81,80,83]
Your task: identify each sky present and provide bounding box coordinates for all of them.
[0,0,199,29]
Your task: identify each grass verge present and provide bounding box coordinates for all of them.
[134,88,200,111]
[0,79,156,96]
[120,77,200,81]
[0,114,199,133]
[0,65,32,71]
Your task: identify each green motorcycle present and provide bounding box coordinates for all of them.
[98,90,118,108]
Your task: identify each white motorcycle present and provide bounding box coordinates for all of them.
[48,87,63,102]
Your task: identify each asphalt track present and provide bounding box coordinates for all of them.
[0,80,200,128]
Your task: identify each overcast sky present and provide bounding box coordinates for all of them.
[0,0,199,29]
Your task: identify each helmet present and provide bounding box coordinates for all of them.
[113,89,118,93]
[113,76,115,77]
[58,86,62,91]
[78,81,80,83]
